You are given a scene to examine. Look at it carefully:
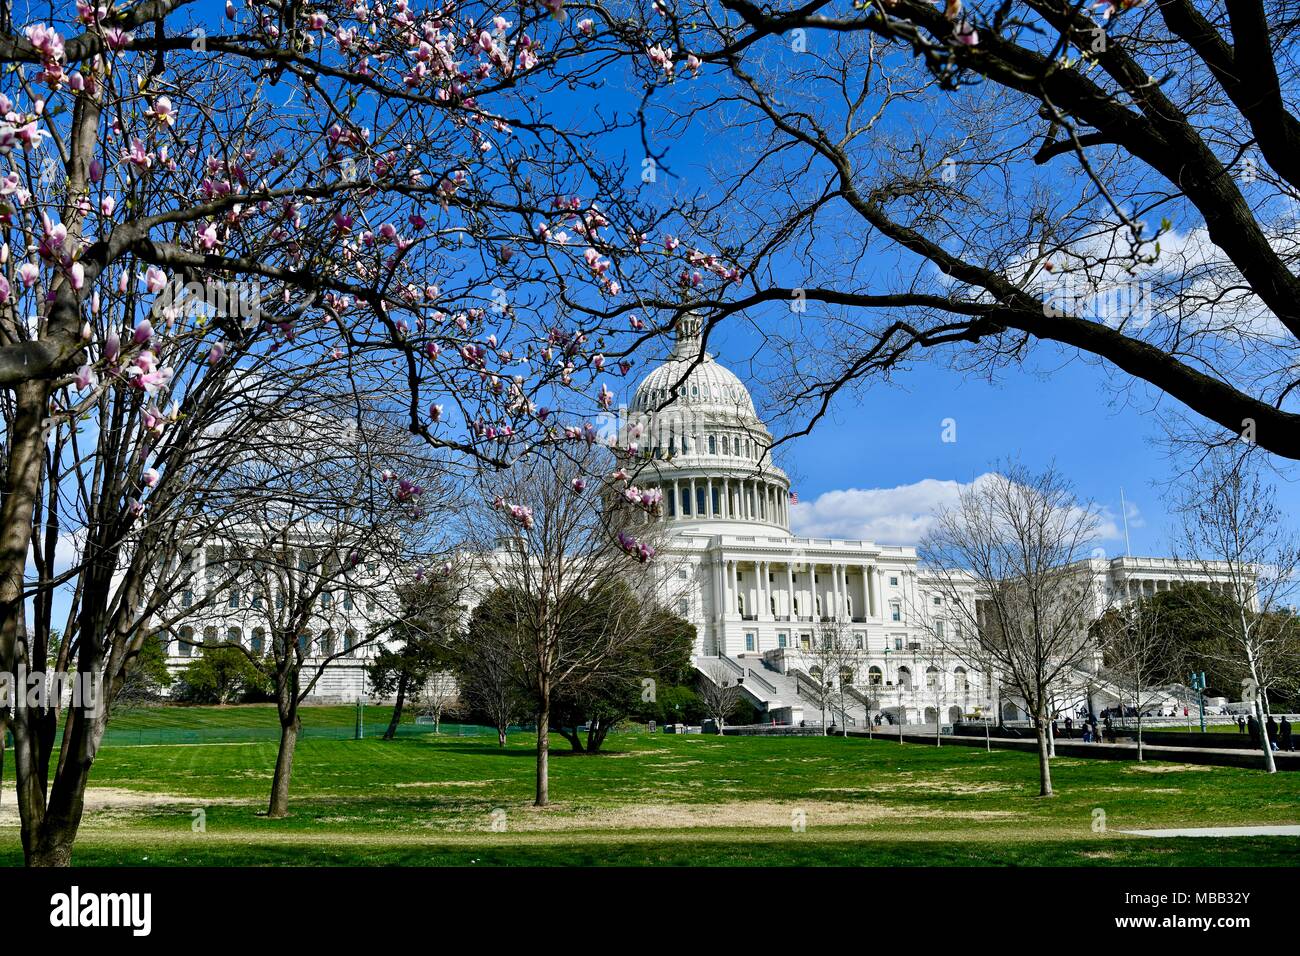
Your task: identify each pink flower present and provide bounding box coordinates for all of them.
[143,467,160,488]
[104,329,120,362]
[208,341,225,364]
[133,318,153,344]
[145,96,176,127]
[18,262,38,288]
[196,222,219,250]
[100,195,115,217]
[74,364,95,390]
[429,403,443,423]
[144,266,166,294]
[226,1,236,19]
[0,275,8,304]
[572,478,587,493]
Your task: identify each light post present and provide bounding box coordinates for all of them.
[1191,671,1207,733]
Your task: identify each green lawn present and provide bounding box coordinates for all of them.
[3,705,1298,866]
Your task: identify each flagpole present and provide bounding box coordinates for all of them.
[1119,487,1132,558]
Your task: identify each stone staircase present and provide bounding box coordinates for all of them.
[695,655,871,728]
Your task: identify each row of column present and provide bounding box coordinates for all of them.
[666,476,788,526]
[716,558,883,621]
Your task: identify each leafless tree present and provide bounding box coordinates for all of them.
[808,617,857,735]
[921,463,1101,796]
[468,444,666,806]
[1094,599,1177,760]
[1174,451,1300,773]
[453,623,525,747]
[697,658,744,733]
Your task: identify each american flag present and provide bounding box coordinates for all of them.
[789,491,798,504]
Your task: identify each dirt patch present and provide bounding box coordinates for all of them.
[1126,763,1214,773]
[464,799,1022,832]
[0,786,254,826]
[816,779,1014,795]
[392,780,502,789]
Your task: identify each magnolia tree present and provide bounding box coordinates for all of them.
[586,0,1300,465]
[0,0,724,865]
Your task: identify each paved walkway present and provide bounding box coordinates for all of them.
[1116,825,1300,838]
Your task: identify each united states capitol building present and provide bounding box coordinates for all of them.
[615,315,1238,728]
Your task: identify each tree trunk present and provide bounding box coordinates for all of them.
[1136,706,1144,762]
[1254,696,1277,774]
[383,671,409,741]
[535,695,550,807]
[1034,713,1054,797]
[497,725,507,747]
[268,712,299,818]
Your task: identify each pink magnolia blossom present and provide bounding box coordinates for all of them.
[143,468,160,488]
[144,266,167,294]
[74,364,96,390]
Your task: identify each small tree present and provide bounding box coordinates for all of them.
[369,574,464,740]
[808,617,857,736]
[922,464,1102,797]
[697,659,744,733]
[1175,453,1300,773]
[1094,600,1177,760]
[456,591,527,748]
[470,446,665,806]
[173,647,272,706]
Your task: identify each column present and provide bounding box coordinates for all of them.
[706,478,714,517]
[780,561,790,621]
[672,479,680,517]
[832,563,842,621]
[730,561,739,615]
[869,565,879,618]
[688,478,696,516]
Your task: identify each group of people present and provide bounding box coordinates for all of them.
[1243,713,1295,752]
[1057,715,1115,744]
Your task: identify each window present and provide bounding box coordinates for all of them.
[678,598,689,616]
[709,435,717,454]
[343,630,357,656]
[678,566,689,580]
[854,633,864,650]
[893,636,904,650]
[898,666,913,690]
[890,601,902,622]
[228,588,240,609]
[926,666,939,690]
[251,592,262,609]
[322,591,333,609]
[799,633,811,650]
[181,589,193,608]
[344,593,354,611]
[889,576,899,586]
[935,620,946,640]
[933,596,942,606]
[868,666,883,685]
[745,632,755,652]
[226,627,241,648]
[778,632,788,648]
[297,633,311,656]
[696,486,707,515]
[251,629,265,655]
[178,627,194,658]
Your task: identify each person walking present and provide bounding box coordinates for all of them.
[1281,715,1294,753]
[1267,715,1279,751]
[1237,715,1246,734]
[1248,714,1261,749]
[1064,716,1074,739]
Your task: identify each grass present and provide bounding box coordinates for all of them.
[3,704,1298,866]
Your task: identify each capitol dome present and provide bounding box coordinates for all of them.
[621,313,790,534]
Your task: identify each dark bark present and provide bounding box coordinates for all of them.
[534,696,549,807]
[1034,711,1054,798]
[384,671,410,741]
[268,713,299,818]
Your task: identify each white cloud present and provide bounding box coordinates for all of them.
[791,474,1135,547]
